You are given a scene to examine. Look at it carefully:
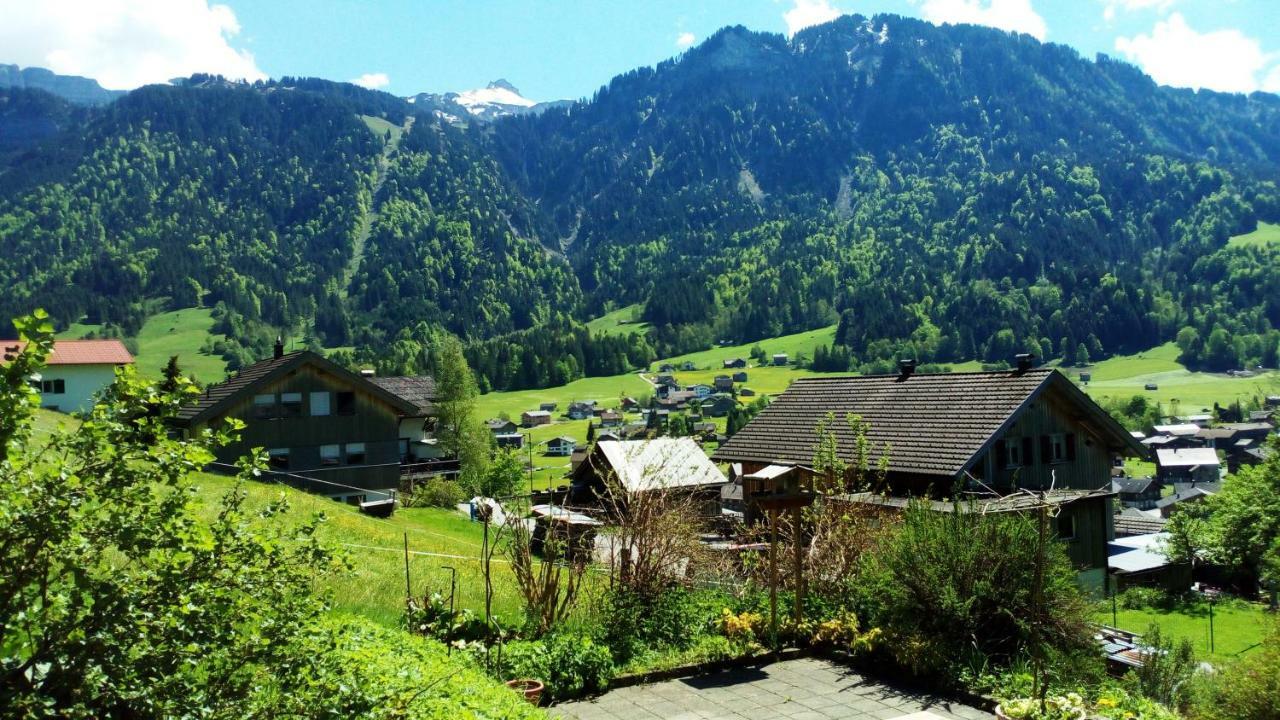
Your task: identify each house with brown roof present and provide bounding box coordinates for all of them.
[172,342,423,503]
[713,362,1145,590]
[2,339,133,413]
[521,410,553,427]
[368,375,441,462]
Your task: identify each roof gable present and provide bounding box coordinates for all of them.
[2,339,134,365]
[175,351,418,425]
[593,438,726,492]
[713,368,1141,478]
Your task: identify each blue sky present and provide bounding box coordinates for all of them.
[2,1,1279,99]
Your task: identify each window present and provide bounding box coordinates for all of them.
[1049,434,1066,463]
[345,442,366,465]
[320,444,341,466]
[1056,512,1076,541]
[39,379,66,394]
[280,392,303,418]
[335,391,356,416]
[310,391,330,417]
[1004,439,1023,468]
[267,448,290,471]
[253,394,277,419]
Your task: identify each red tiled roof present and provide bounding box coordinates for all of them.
[1,339,134,365]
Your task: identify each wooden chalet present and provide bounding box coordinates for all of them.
[570,438,727,515]
[173,342,424,504]
[713,361,1146,590]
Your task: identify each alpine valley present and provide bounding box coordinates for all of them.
[3,13,1280,390]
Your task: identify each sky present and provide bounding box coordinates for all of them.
[1,1,1279,101]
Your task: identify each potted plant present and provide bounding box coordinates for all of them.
[505,678,544,705]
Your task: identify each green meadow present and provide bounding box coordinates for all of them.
[58,307,229,384]
[1076,342,1280,412]
[583,303,650,337]
[1226,220,1280,248]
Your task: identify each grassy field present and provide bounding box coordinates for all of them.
[190,471,527,627]
[360,114,404,146]
[1227,220,1280,248]
[1096,597,1273,665]
[1077,342,1280,412]
[659,325,838,369]
[585,303,649,337]
[58,307,228,383]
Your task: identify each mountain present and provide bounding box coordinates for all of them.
[1,14,1279,388]
[0,64,123,106]
[407,79,571,122]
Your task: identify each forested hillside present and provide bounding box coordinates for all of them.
[2,13,1280,387]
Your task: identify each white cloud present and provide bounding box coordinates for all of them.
[0,0,264,90]
[916,0,1047,40]
[1115,13,1275,93]
[783,0,843,38]
[676,32,696,49]
[1102,0,1174,23]
[351,72,390,90]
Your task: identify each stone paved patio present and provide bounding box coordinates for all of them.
[548,657,992,720]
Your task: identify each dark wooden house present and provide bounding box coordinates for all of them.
[713,364,1146,591]
[174,344,421,502]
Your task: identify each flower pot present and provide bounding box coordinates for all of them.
[506,678,544,705]
[994,706,1012,720]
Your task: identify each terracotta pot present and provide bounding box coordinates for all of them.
[505,678,544,705]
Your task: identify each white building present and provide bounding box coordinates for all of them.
[3,339,134,413]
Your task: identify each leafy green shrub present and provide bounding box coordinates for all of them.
[498,632,614,701]
[998,693,1086,720]
[406,592,490,644]
[864,500,1093,683]
[1191,620,1280,719]
[1133,624,1197,709]
[1115,586,1169,610]
[602,586,718,661]
[405,479,467,508]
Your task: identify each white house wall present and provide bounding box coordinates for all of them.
[38,364,118,413]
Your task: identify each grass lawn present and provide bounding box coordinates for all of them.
[1077,342,1280,412]
[659,325,838,369]
[1095,597,1274,665]
[585,303,649,337]
[189,471,527,627]
[58,307,229,384]
[1227,220,1280,248]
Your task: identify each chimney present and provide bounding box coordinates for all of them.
[898,359,916,378]
[1015,353,1035,373]
[273,336,284,359]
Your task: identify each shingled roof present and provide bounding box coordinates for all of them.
[369,376,436,416]
[174,350,418,425]
[713,368,1141,479]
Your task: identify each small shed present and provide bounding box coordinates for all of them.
[495,433,525,449]
[771,353,789,366]
[529,504,601,561]
[732,371,748,383]
[539,402,558,412]
[521,410,552,427]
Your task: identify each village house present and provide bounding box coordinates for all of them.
[2,339,134,413]
[681,361,697,371]
[732,371,749,383]
[713,375,734,392]
[1155,486,1216,518]
[569,437,727,516]
[1113,507,1166,538]
[690,384,713,399]
[539,402,558,412]
[713,361,1146,590]
[739,387,756,397]
[495,433,525,450]
[620,396,640,411]
[723,358,748,369]
[546,436,577,456]
[654,374,678,389]
[567,401,596,420]
[1110,476,1162,510]
[701,393,737,417]
[658,363,676,373]
[172,342,424,504]
[600,409,623,427]
[771,353,789,366]
[521,409,552,427]
[485,418,518,435]
[1155,447,1220,485]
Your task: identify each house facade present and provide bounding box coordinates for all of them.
[521,410,553,427]
[3,339,134,413]
[713,365,1145,591]
[173,345,421,502]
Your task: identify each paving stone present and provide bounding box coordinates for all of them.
[549,658,990,720]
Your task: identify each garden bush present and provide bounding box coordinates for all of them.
[404,479,467,509]
[601,586,721,662]
[1190,620,1280,719]
[863,500,1094,683]
[497,632,614,701]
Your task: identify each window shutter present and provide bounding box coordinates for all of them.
[1040,435,1051,464]
[1022,437,1033,467]
[995,439,1007,467]
[1066,433,1077,461]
